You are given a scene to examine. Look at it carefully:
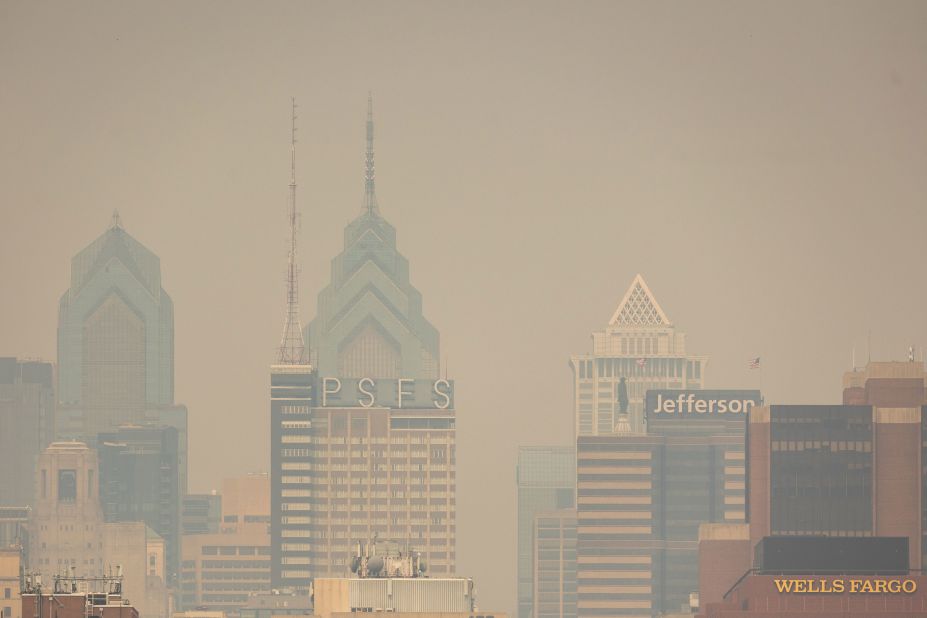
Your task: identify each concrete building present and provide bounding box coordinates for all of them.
[56,214,187,492]
[97,425,182,584]
[1,548,21,618]
[182,494,221,536]
[179,475,272,612]
[576,389,760,618]
[102,522,169,618]
[570,275,707,437]
[533,510,576,618]
[516,447,575,618]
[0,507,29,553]
[238,593,312,618]
[0,358,55,507]
[29,442,105,578]
[272,99,455,589]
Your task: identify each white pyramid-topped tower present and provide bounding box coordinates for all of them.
[570,274,708,436]
[609,273,671,327]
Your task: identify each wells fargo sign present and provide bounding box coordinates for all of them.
[773,578,917,594]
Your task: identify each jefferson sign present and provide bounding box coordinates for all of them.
[645,389,762,420]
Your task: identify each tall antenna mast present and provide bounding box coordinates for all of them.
[277,97,306,364]
[364,92,379,216]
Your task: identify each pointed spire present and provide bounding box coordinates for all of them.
[609,274,672,327]
[277,97,307,364]
[364,92,379,216]
[111,210,122,229]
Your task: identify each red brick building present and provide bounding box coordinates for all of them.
[699,573,927,617]
[697,360,927,614]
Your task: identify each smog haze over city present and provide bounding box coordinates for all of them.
[3,2,927,617]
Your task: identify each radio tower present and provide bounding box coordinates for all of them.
[277,97,306,364]
[363,92,379,216]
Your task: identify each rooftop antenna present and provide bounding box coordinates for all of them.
[276,97,306,364]
[363,92,379,216]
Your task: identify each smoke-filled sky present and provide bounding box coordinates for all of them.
[3,1,927,611]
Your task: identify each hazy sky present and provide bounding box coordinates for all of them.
[2,1,927,611]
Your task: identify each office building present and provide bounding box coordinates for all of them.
[182,494,222,536]
[238,593,312,618]
[746,403,924,564]
[1,548,21,618]
[0,507,29,552]
[180,475,272,612]
[570,274,707,437]
[516,447,575,618]
[576,389,760,618]
[56,214,188,492]
[311,539,486,618]
[102,522,168,618]
[98,425,181,584]
[533,510,576,618]
[0,357,55,507]
[271,98,455,588]
[697,536,927,617]
[29,441,105,578]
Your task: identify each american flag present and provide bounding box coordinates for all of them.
[748,357,761,369]
[636,358,647,368]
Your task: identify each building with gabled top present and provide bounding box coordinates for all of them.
[570,274,707,436]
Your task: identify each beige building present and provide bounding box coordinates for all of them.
[103,523,169,618]
[29,442,105,577]
[1,548,22,618]
[28,443,168,618]
[179,474,272,612]
[570,274,708,436]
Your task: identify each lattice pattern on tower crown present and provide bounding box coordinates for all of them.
[609,274,671,327]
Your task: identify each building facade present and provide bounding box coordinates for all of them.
[29,442,105,578]
[0,548,21,618]
[0,358,55,507]
[56,214,188,495]
[97,425,182,584]
[271,99,455,589]
[180,475,272,612]
[576,390,760,618]
[182,494,222,536]
[570,275,707,437]
[747,403,924,569]
[533,510,577,618]
[516,447,575,618]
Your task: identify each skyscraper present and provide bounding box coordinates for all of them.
[269,99,316,590]
[516,446,576,618]
[271,97,455,589]
[0,357,55,507]
[29,441,105,578]
[56,214,187,489]
[97,425,182,584]
[570,274,707,436]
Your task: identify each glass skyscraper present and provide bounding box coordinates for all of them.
[517,446,576,618]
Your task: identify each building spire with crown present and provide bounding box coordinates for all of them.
[111,210,122,229]
[277,97,306,364]
[364,92,379,216]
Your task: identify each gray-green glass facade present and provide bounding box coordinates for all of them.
[517,446,575,618]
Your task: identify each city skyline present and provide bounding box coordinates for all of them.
[4,3,927,614]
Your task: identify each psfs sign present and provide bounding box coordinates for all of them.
[645,389,761,420]
[319,377,453,410]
